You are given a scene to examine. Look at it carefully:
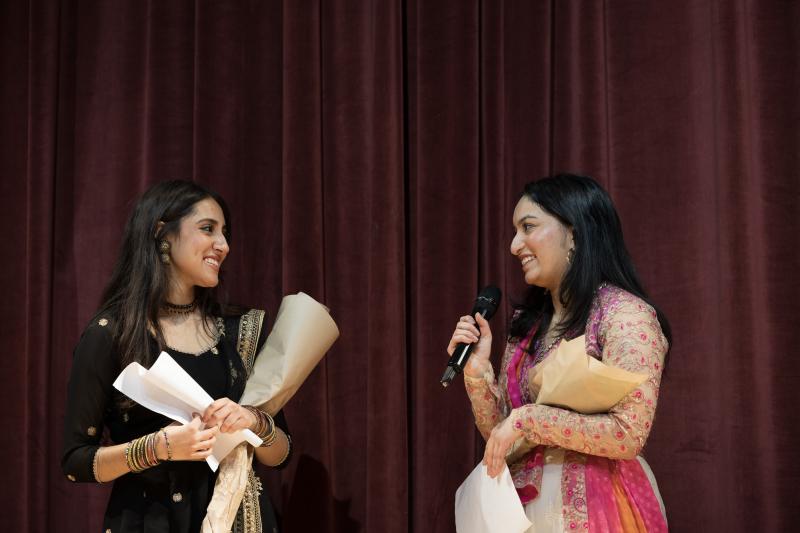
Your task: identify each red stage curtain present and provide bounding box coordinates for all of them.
[1,1,798,531]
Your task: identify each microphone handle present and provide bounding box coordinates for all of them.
[440,309,488,387]
[448,342,475,372]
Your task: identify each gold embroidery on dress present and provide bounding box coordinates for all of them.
[233,457,264,533]
[232,309,266,533]
[237,309,265,377]
[562,451,588,531]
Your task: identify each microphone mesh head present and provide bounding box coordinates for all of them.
[473,285,502,320]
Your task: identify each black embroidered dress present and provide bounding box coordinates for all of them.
[62,310,289,533]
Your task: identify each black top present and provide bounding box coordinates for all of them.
[61,312,289,533]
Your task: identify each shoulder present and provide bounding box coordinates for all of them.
[77,315,115,347]
[589,284,667,352]
[592,284,657,322]
[71,314,118,370]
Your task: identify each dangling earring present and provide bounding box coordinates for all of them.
[566,248,575,264]
[159,240,171,264]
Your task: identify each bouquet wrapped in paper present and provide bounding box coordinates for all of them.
[528,334,647,414]
[203,292,339,532]
[238,292,340,413]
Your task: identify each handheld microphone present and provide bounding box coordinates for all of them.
[440,285,502,387]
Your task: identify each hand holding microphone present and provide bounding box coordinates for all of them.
[441,286,501,387]
[447,313,492,374]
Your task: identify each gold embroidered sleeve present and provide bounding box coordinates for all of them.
[508,298,667,459]
[464,368,504,440]
[463,339,518,441]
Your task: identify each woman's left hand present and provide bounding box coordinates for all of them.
[202,398,257,433]
[483,414,524,478]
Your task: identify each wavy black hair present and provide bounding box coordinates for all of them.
[510,174,672,359]
[95,180,234,369]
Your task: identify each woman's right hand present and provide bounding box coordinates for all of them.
[447,312,493,378]
[158,416,218,461]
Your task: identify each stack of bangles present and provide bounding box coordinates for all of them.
[124,431,163,473]
[243,405,277,447]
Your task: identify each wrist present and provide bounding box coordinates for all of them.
[242,405,260,432]
[243,406,276,445]
[464,358,491,379]
[125,432,162,472]
[156,428,171,461]
[508,409,525,436]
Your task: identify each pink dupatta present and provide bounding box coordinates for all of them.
[504,327,667,531]
[505,329,546,504]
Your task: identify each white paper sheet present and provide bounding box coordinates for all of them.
[113,351,262,471]
[455,463,532,533]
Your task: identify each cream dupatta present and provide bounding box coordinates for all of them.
[203,294,340,533]
[202,309,265,533]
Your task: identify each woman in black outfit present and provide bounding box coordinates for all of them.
[62,180,290,532]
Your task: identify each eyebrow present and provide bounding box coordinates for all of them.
[516,214,538,225]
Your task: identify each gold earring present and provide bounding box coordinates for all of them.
[159,240,171,264]
[567,248,574,264]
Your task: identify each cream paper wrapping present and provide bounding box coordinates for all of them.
[238,292,340,414]
[455,335,648,530]
[529,334,647,414]
[203,292,340,533]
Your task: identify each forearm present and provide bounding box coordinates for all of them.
[509,402,649,460]
[464,369,505,440]
[253,428,291,466]
[92,443,133,483]
[244,406,292,467]
[93,431,169,483]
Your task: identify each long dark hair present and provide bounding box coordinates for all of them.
[95,180,233,369]
[510,174,672,357]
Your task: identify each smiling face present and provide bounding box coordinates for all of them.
[165,197,229,299]
[509,196,573,292]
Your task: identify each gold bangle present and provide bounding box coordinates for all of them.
[124,440,139,473]
[92,449,104,483]
[126,433,162,473]
[260,415,277,447]
[274,433,291,466]
[244,405,276,445]
[146,432,158,466]
[131,436,144,472]
[146,432,161,468]
[135,435,146,471]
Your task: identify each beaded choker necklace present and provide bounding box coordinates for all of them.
[162,300,197,315]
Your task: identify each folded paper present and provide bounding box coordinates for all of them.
[455,463,533,533]
[113,352,262,471]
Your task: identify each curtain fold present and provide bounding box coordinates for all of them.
[2,1,798,531]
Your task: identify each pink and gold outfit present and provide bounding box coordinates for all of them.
[464,285,669,532]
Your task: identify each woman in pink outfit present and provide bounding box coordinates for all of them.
[448,174,671,532]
